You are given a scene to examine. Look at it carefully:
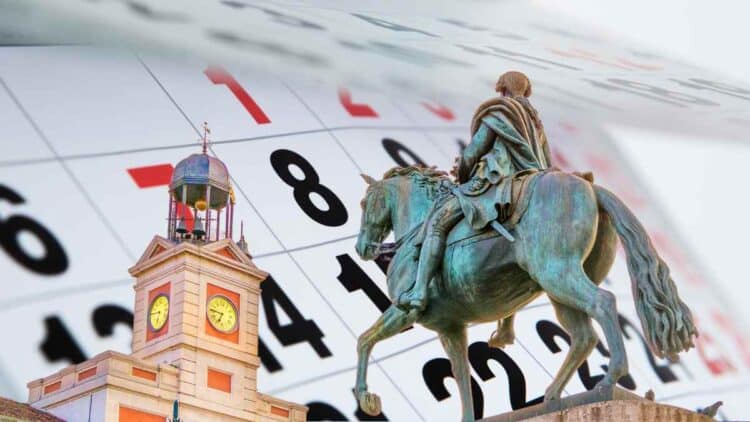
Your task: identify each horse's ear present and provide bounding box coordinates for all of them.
[360,174,377,185]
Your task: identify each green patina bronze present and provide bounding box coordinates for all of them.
[353,72,697,422]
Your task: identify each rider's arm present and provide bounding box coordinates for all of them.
[457,123,496,183]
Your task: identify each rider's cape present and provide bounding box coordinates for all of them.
[455,96,552,230]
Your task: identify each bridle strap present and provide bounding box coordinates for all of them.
[374,223,421,257]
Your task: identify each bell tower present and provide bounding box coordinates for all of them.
[128,125,269,416]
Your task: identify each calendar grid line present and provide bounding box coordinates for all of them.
[0,278,133,312]
[254,234,359,259]
[265,300,558,396]
[659,380,750,402]
[260,334,464,397]
[280,81,364,173]
[0,76,136,262]
[141,59,429,420]
[4,124,464,168]
[0,126,465,168]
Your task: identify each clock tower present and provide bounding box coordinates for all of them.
[27,128,307,422]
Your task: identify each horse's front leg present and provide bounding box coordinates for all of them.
[356,305,419,416]
[439,326,474,422]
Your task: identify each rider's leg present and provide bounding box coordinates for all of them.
[399,197,463,310]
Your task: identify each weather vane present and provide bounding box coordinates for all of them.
[201,121,211,154]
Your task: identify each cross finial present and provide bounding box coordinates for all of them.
[201,121,211,154]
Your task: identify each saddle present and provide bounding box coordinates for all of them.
[376,169,594,268]
[444,168,594,248]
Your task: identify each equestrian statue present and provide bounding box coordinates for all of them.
[353,71,697,422]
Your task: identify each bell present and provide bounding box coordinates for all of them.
[176,217,187,234]
[192,216,206,238]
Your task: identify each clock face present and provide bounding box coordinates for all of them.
[207,294,238,333]
[148,294,169,331]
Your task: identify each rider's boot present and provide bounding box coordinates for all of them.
[398,232,443,311]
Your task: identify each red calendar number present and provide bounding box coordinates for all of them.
[712,311,750,368]
[694,316,736,376]
[204,66,271,124]
[127,164,194,231]
[422,101,455,121]
[338,88,378,117]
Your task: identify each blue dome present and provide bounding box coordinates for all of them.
[170,153,230,192]
[170,153,231,210]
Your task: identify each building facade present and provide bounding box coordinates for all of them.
[26,141,307,422]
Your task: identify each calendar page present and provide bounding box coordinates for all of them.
[1,1,749,421]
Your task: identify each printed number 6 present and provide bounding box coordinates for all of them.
[270,149,348,227]
[0,185,68,275]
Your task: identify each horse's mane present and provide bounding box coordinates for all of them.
[382,165,448,183]
[380,165,449,200]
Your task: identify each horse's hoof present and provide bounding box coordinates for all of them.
[358,391,382,416]
[488,330,515,349]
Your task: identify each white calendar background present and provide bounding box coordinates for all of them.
[1,1,750,421]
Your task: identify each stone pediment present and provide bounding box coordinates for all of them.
[128,236,266,280]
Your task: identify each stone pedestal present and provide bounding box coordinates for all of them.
[480,387,713,422]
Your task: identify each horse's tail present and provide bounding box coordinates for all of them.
[594,184,697,360]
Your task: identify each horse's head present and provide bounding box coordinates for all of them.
[356,173,392,260]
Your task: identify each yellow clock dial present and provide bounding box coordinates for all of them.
[148,294,169,331]
[207,295,238,333]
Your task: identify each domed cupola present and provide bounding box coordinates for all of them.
[167,123,235,243]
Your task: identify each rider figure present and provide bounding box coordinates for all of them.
[397,71,553,311]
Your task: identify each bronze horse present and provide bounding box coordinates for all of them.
[354,167,696,422]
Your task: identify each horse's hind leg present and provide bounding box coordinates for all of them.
[544,300,598,401]
[356,305,418,416]
[439,326,475,422]
[533,264,628,390]
[488,314,515,349]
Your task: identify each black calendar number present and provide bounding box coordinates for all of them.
[423,357,484,419]
[536,320,636,390]
[270,149,348,227]
[336,254,391,312]
[307,402,349,421]
[0,185,68,275]
[261,275,332,358]
[467,342,543,410]
[306,400,388,421]
[423,341,542,418]
[618,314,681,383]
[259,336,283,372]
[41,304,133,365]
[92,304,134,336]
[40,316,87,364]
[670,78,750,101]
[381,138,426,167]
[586,78,718,108]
